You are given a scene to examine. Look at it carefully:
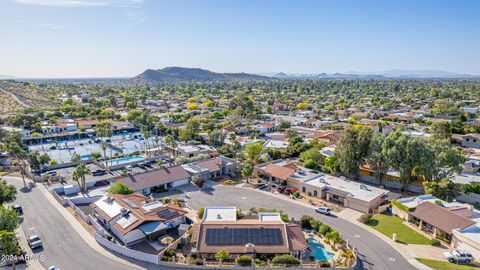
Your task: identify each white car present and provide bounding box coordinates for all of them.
[315,206,331,215]
[443,250,473,264]
[28,235,42,249]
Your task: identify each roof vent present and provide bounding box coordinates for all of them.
[217,214,222,220]
[120,208,131,216]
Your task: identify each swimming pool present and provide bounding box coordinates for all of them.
[308,236,334,261]
[109,155,145,166]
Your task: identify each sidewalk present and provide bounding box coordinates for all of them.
[35,181,143,269]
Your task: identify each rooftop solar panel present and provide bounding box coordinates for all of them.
[205,228,283,246]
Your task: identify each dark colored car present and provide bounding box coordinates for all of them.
[12,204,23,215]
[276,186,286,193]
[92,169,106,176]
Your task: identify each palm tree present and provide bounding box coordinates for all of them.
[165,135,177,166]
[73,163,91,193]
[95,121,113,169]
[141,125,151,157]
[241,163,253,183]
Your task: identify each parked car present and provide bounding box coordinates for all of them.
[125,165,133,171]
[138,162,146,169]
[276,186,286,193]
[284,187,297,195]
[444,250,474,264]
[12,204,23,215]
[92,169,106,176]
[27,235,42,249]
[41,171,57,177]
[315,206,331,215]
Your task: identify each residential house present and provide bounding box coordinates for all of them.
[255,160,390,213]
[109,165,191,195]
[91,193,187,246]
[462,134,480,149]
[193,206,308,259]
[182,156,241,180]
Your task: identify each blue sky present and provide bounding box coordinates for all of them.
[0,0,479,78]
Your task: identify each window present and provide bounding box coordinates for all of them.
[313,190,317,197]
[302,187,306,193]
[466,138,470,142]
[474,139,477,143]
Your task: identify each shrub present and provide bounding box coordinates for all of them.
[300,215,314,229]
[292,191,300,198]
[215,249,229,261]
[319,224,332,236]
[358,213,373,224]
[271,255,300,267]
[163,248,176,257]
[197,207,205,219]
[255,258,265,267]
[162,197,171,204]
[280,180,287,186]
[107,182,134,195]
[310,219,321,232]
[430,239,441,246]
[222,179,236,186]
[391,199,411,211]
[237,255,253,267]
[195,258,204,265]
[307,191,312,196]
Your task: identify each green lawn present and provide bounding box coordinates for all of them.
[416,258,480,270]
[0,171,8,176]
[367,214,433,245]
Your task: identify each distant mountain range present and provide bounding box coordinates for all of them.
[0,75,16,80]
[267,69,480,79]
[129,67,271,83]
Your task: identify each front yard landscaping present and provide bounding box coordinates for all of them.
[416,258,480,270]
[366,214,433,245]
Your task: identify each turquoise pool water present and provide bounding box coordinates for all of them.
[308,237,334,261]
[109,155,145,166]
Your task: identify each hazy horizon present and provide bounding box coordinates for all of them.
[1,0,479,78]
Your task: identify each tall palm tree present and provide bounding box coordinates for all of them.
[165,135,177,166]
[141,125,151,157]
[95,121,113,169]
[73,163,91,193]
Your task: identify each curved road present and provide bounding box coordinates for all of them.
[185,184,417,270]
[5,176,416,270]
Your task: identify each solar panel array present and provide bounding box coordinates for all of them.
[205,228,283,245]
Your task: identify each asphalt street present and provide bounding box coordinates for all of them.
[185,184,417,270]
[3,176,189,270]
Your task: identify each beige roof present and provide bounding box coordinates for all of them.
[409,202,475,234]
[263,164,295,181]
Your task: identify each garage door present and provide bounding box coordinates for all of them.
[455,240,480,259]
[172,178,190,188]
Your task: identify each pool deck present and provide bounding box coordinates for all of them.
[304,232,337,263]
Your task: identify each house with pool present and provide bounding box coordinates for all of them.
[192,206,308,260]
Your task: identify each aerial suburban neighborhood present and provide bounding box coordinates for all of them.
[0,1,480,270]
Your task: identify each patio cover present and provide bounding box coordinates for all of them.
[139,221,168,235]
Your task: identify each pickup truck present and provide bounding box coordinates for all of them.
[443,250,473,264]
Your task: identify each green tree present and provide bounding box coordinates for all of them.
[243,141,263,165]
[423,179,461,202]
[0,230,21,269]
[336,126,373,179]
[107,182,134,195]
[0,208,20,231]
[73,163,91,192]
[241,162,254,183]
[0,180,17,205]
[366,133,389,184]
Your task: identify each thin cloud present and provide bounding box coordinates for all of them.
[125,11,149,25]
[40,22,67,29]
[13,0,144,7]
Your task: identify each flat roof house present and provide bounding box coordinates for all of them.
[193,206,308,259]
[255,160,389,213]
[110,165,191,195]
[91,193,187,246]
[462,134,480,149]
